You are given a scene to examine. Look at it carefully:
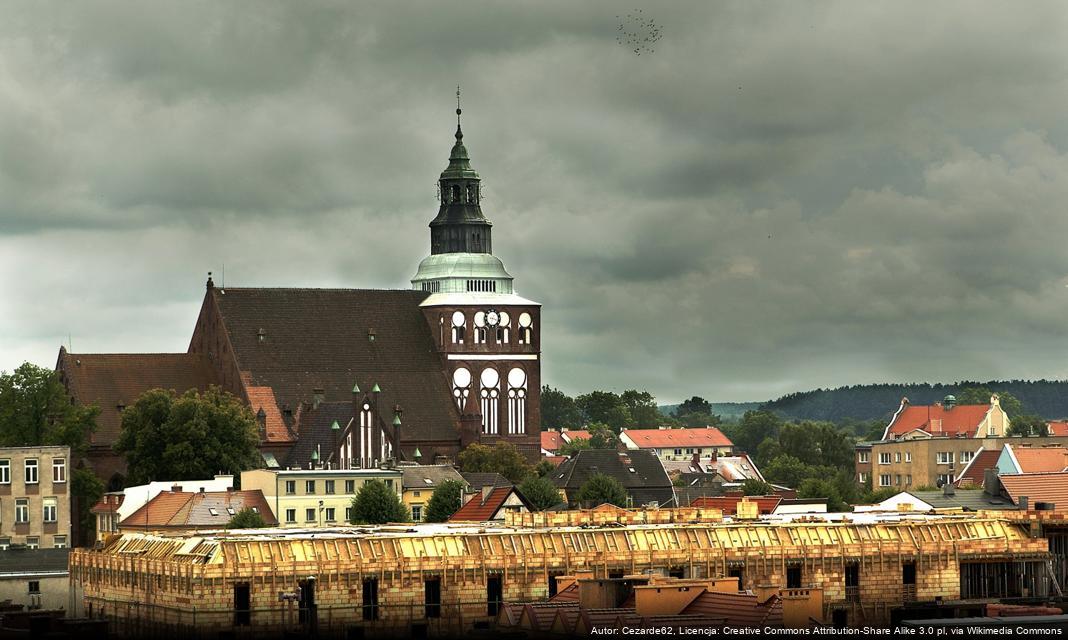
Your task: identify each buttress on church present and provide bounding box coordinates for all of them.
[56,107,542,490]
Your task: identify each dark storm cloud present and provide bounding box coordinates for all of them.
[3,0,1068,404]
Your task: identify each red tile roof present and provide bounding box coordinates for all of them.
[541,431,564,452]
[999,472,1068,508]
[621,427,733,449]
[245,385,291,443]
[1008,446,1068,474]
[690,495,781,514]
[449,486,520,522]
[562,430,591,442]
[120,489,276,529]
[543,455,567,467]
[90,493,124,514]
[682,590,783,627]
[885,401,991,439]
[956,449,1000,487]
[1048,421,1068,437]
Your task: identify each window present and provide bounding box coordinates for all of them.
[325,508,336,522]
[325,480,335,494]
[487,575,503,616]
[362,578,379,621]
[285,480,296,495]
[845,564,859,603]
[879,474,892,487]
[895,475,902,486]
[894,453,901,463]
[53,536,67,549]
[451,311,466,344]
[0,460,9,484]
[674,449,682,456]
[345,507,352,522]
[786,566,802,589]
[480,368,500,435]
[905,452,912,463]
[15,499,29,523]
[234,583,251,626]
[208,508,219,517]
[960,451,974,464]
[24,459,38,484]
[28,581,40,595]
[452,367,472,412]
[857,452,869,464]
[345,480,355,494]
[425,578,441,618]
[0,538,9,550]
[43,498,57,523]
[305,508,316,522]
[26,537,39,550]
[518,312,533,345]
[52,458,66,483]
[305,480,315,494]
[385,479,394,490]
[858,473,868,484]
[685,448,694,455]
[936,452,953,464]
[412,505,422,521]
[906,475,912,486]
[285,509,296,523]
[413,491,421,498]
[878,453,891,465]
[937,474,953,486]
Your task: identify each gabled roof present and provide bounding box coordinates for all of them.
[459,472,511,490]
[56,348,219,446]
[1006,445,1068,474]
[999,472,1068,507]
[956,448,999,487]
[884,399,991,439]
[553,449,673,507]
[1048,421,1068,437]
[690,495,781,514]
[285,401,354,468]
[120,489,277,529]
[91,493,125,514]
[621,427,733,449]
[561,430,591,442]
[681,590,782,627]
[245,384,291,443]
[448,486,530,522]
[205,287,460,444]
[541,431,564,452]
[400,464,465,490]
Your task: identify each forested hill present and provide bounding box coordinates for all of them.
[761,380,1068,422]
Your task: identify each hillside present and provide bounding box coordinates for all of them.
[658,402,763,421]
[760,380,1068,422]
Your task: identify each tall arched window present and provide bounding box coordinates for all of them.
[518,312,533,345]
[473,312,487,344]
[507,367,527,435]
[360,402,373,468]
[480,368,500,434]
[452,367,472,412]
[451,311,466,344]
[496,311,511,344]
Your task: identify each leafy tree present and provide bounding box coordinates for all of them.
[456,442,533,484]
[585,422,618,448]
[574,473,628,508]
[557,438,591,457]
[797,478,845,512]
[865,487,899,504]
[675,396,713,417]
[576,391,634,432]
[725,410,783,455]
[350,479,409,524]
[534,460,557,478]
[741,479,773,496]
[518,476,562,511]
[226,507,267,529]
[762,455,812,488]
[0,363,102,544]
[114,386,261,485]
[423,479,465,522]
[620,390,661,429]
[1008,414,1047,437]
[678,411,723,428]
[541,386,583,429]
[956,387,1023,417]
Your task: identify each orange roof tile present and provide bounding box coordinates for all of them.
[541,431,564,452]
[245,385,292,443]
[999,472,1068,508]
[621,427,733,449]
[90,493,125,514]
[120,489,276,529]
[956,449,1000,487]
[1048,421,1068,437]
[1009,446,1068,474]
[562,430,591,442]
[885,402,991,439]
[449,486,523,522]
[682,591,782,626]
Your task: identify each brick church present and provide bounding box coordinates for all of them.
[57,104,541,489]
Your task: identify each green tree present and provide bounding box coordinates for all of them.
[558,423,618,457]
[620,390,661,429]
[574,473,629,508]
[741,479,773,496]
[675,396,713,417]
[456,442,533,484]
[576,391,634,432]
[226,507,267,529]
[762,455,811,489]
[557,438,591,457]
[725,410,783,455]
[541,386,583,429]
[0,363,102,544]
[114,386,261,485]
[956,387,1023,417]
[518,476,562,511]
[350,480,409,524]
[1008,414,1047,437]
[534,460,557,478]
[423,479,465,522]
[797,477,845,512]
[678,411,723,428]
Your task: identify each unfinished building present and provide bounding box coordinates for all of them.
[69,507,1056,637]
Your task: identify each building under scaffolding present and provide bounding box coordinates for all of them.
[69,507,1057,637]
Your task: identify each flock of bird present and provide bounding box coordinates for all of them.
[616,9,662,55]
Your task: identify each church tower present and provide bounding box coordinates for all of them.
[412,91,541,460]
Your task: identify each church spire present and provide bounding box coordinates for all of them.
[456,85,463,142]
[429,92,492,255]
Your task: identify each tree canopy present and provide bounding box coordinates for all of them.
[1008,414,1048,437]
[518,476,562,511]
[226,507,268,529]
[574,473,628,508]
[350,480,409,524]
[456,442,533,484]
[114,386,262,485]
[558,422,618,457]
[541,386,583,430]
[423,479,465,522]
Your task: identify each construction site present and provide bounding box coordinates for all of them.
[68,505,1068,637]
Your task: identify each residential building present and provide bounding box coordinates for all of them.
[241,468,402,528]
[881,395,1008,441]
[0,446,71,551]
[854,483,1019,513]
[995,443,1068,475]
[662,452,765,484]
[1048,421,1068,437]
[553,449,674,508]
[619,426,733,461]
[448,485,533,522]
[540,429,593,456]
[854,442,872,485]
[118,488,277,533]
[399,464,466,521]
[57,107,545,494]
[459,472,511,494]
[90,474,235,542]
[0,548,79,613]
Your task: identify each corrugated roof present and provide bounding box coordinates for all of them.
[1000,472,1068,507]
[622,427,733,449]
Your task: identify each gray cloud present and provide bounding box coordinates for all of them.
[3,1,1068,404]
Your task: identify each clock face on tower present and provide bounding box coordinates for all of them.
[485,309,500,327]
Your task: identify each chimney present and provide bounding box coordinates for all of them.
[171,484,182,492]
[312,388,325,410]
[1018,496,1029,511]
[256,408,267,438]
[481,484,493,503]
[943,481,955,497]
[983,468,1000,495]
[691,451,701,469]
[753,584,779,604]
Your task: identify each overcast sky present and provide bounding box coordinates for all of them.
[2,1,1067,404]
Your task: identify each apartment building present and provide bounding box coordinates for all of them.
[0,446,71,550]
[241,467,403,528]
[619,427,734,461]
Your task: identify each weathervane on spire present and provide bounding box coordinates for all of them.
[455,85,463,141]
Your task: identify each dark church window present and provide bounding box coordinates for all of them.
[452,185,460,202]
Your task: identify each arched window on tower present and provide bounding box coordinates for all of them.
[452,367,472,413]
[360,402,374,468]
[473,312,487,344]
[507,368,527,435]
[496,312,511,344]
[480,368,500,434]
[451,311,466,344]
[518,312,533,345]
[452,185,461,202]
[467,185,477,203]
